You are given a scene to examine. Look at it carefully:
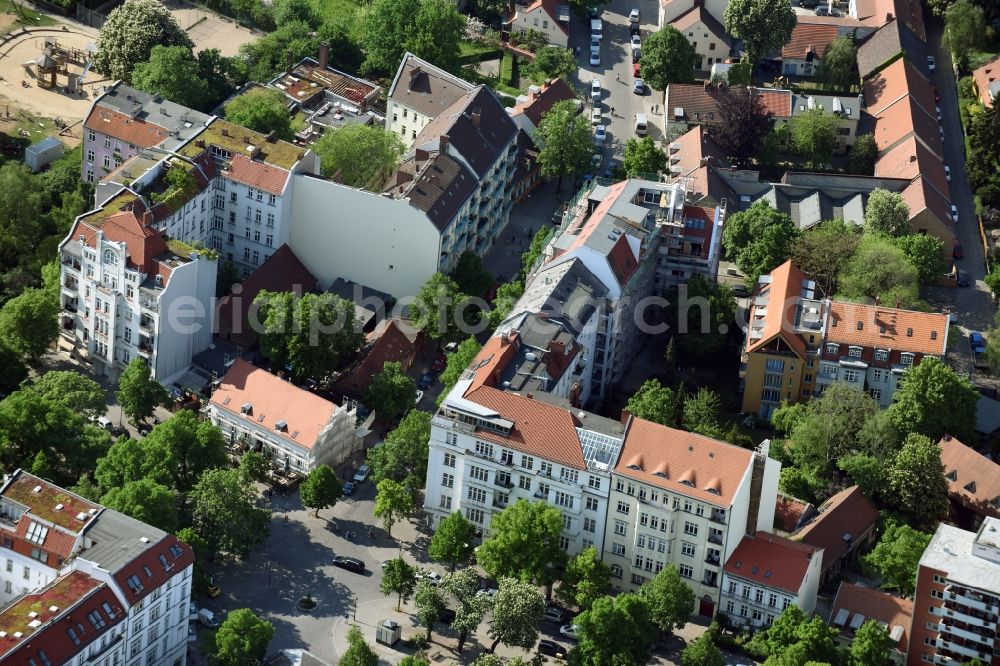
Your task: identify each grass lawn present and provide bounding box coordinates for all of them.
[311,0,362,35]
[0,0,58,32]
[459,39,497,58]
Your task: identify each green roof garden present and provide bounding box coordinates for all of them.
[180,119,304,170]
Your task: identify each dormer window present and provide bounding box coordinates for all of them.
[275,420,288,432]
[874,349,888,362]
[848,346,863,358]
[964,481,976,493]
[241,402,252,415]
[900,352,915,366]
[825,343,839,355]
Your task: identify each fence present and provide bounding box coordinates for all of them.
[75,0,120,28]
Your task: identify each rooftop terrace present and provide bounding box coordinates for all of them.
[2,473,99,531]
[180,119,304,171]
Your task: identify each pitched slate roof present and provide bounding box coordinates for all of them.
[509,78,577,129]
[781,23,839,60]
[939,435,1000,519]
[388,53,476,118]
[667,84,791,124]
[856,18,926,79]
[724,532,820,594]
[670,5,730,45]
[385,150,478,230]
[795,486,879,574]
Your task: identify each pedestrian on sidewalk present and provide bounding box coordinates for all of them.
[616,73,620,83]
[611,106,615,116]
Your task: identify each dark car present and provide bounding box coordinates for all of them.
[431,356,446,372]
[417,373,435,389]
[629,22,640,35]
[971,331,986,354]
[538,640,567,659]
[953,243,964,260]
[333,556,365,573]
[957,268,971,287]
[342,481,355,496]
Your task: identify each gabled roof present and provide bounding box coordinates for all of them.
[795,486,879,573]
[670,5,730,45]
[874,134,950,198]
[386,149,478,230]
[110,533,193,605]
[209,359,338,449]
[84,107,169,149]
[222,153,292,196]
[973,54,1000,109]
[510,78,577,129]
[774,494,815,533]
[939,435,1000,518]
[388,53,476,119]
[744,260,810,358]
[667,84,791,123]
[857,19,926,79]
[870,94,941,155]
[614,418,753,507]
[781,23,839,60]
[863,57,936,117]
[829,582,912,653]
[513,0,569,34]
[899,176,954,233]
[334,319,421,397]
[825,300,948,356]
[853,0,925,41]
[724,531,820,594]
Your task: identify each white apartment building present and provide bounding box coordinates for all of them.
[58,189,216,383]
[602,422,780,618]
[423,338,627,555]
[205,359,368,472]
[720,532,823,630]
[386,54,474,147]
[0,470,193,666]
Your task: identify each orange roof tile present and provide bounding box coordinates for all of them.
[510,78,576,128]
[222,153,291,196]
[209,359,337,449]
[607,235,638,284]
[724,531,820,594]
[564,180,630,252]
[939,435,1000,519]
[463,386,587,470]
[795,486,878,574]
[774,494,813,533]
[863,58,936,117]
[829,582,913,653]
[745,260,809,359]
[899,176,954,234]
[467,334,521,392]
[973,54,1000,108]
[874,135,950,198]
[334,320,421,397]
[614,418,753,507]
[84,107,169,149]
[781,23,839,60]
[871,96,941,155]
[825,301,948,356]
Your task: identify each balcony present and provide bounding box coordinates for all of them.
[702,576,718,588]
[947,589,1000,615]
[139,319,154,331]
[709,511,727,525]
[494,477,513,489]
[533,490,548,500]
[138,343,153,357]
[940,604,996,629]
[938,622,994,647]
[139,298,158,313]
[705,554,720,566]
[708,532,723,545]
[937,639,990,661]
[61,258,82,273]
[493,499,508,509]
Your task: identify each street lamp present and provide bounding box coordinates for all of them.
[353,595,357,621]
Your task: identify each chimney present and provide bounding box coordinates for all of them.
[744,447,768,536]
[440,134,450,151]
[909,154,917,163]
[318,42,330,70]
[408,66,422,90]
[414,148,429,162]
[471,109,482,128]
[896,296,901,308]
[242,135,251,144]
[221,127,230,138]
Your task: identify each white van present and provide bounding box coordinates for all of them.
[634,113,648,136]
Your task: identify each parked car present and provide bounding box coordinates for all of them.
[629,22,640,36]
[187,623,198,643]
[588,5,599,18]
[417,570,443,585]
[444,341,458,354]
[543,606,567,623]
[945,165,951,182]
[632,61,641,77]
[333,556,366,573]
[957,268,971,287]
[953,242,963,259]
[630,34,641,49]
[538,640,567,659]
[414,389,424,405]
[731,283,750,297]
[342,480,355,496]
[353,464,370,483]
[594,125,607,146]
[197,608,220,628]
[440,608,456,625]
[927,55,936,71]
[431,356,446,372]
[417,373,435,389]
[591,107,602,125]
[603,159,620,179]
[559,624,580,640]
[951,204,959,223]
[970,331,986,354]
[589,50,600,66]
[628,7,640,22]
[207,576,221,598]
[589,37,600,52]
[936,106,942,121]
[633,78,645,94]
[591,79,601,100]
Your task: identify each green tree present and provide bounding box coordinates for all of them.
[575,593,656,666]
[888,357,978,442]
[198,49,249,110]
[639,26,697,89]
[816,35,858,92]
[132,45,210,110]
[142,410,227,492]
[675,275,736,357]
[299,464,342,517]
[374,479,414,536]
[476,499,565,586]
[365,361,417,421]
[681,631,726,666]
[791,109,839,169]
[640,565,695,634]
[789,220,861,296]
[713,86,774,165]
[682,388,723,438]
[380,557,418,611]
[239,450,270,483]
[488,280,524,329]
[865,188,911,237]
[429,511,477,571]
[224,88,294,141]
[945,0,985,68]
[785,383,879,475]
[893,233,946,286]
[313,124,405,189]
[238,20,317,82]
[414,580,448,640]
[215,260,242,298]
[411,273,469,342]
[626,379,680,427]
[722,200,799,285]
[623,137,667,178]
[746,605,841,664]
[887,434,950,528]
[0,287,58,359]
[101,478,177,533]
[340,625,378,666]
[450,251,494,298]
[30,371,105,417]
[94,436,172,494]
[116,358,168,424]
[441,568,492,652]
[838,453,885,499]
[360,0,465,76]
[986,269,1000,304]
[367,410,432,489]
[724,0,797,67]
[0,342,26,395]
[487,577,545,652]
[255,291,365,381]
[92,0,193,83]
[272,0,319,27]
[189,468,270,557]
[848,133,878,175]
[521,226,553,279]
[838,234,921,308]
[215,609,274,666]
[863,519,931,596]
[556,546,612,611]
[536,100,595,191]
[527,47,577,83]
[437,337,483,406]
[849,619,896,666]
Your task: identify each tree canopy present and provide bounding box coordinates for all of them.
[441,568,492,652]
[722,200,799,284]
[487,577,546,652]
[556,546,613,611]
[893,233,946,286]
[887,434,950,528]
[945,0,986,68]
[536,100,595,190]
[816,35,858,92]
[723,0,797,66]
[639,26,697,89]
[476,499,566,585]
[746,605,841,665]
[132,45,211,110]
[640,565,696,634]
[429,511,477,570]
[380,557,417,611]
[575,593,657,666]
[224,88,294,141]
[340,625,378,666]
[374,478,414,536]
[713,87,774,165]
[365,361,417,421]
[674,275,736,358]
[863,519,931,596]
[189,468,270,557]
[367,409,432,489]
[789,220,861,297]
[864,189,911,237]
[215,609,274,666]
[116,358,168,424]
[849,619,896,666]
[681,631,727,666]
[791,109,840,169]
[313,124,405,189]
[101,478,177,533]
[450,252,494,298]
[837,234,922,309]
[299,464,343,517]
[0,287,58,360]
[626,379,680,427]
[888,357,978,442]
[359,0,465,76]
[437,337,483,406]
[411,273,470,341]
[93,0,193,83]
[527,47,577,83]
[623,137,667,178]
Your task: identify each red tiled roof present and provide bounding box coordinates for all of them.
[334,319,421,397]
[829,582,913,653]
[467,334,521,392]
[607,235,638,285]
[84,107,169,149]
[973,54,1000,109]
[615,418,753,507]
[795,486,879,574]
[216,244,316,347]
[871,95,941,155]
[68,208,170,278]
[774,494,813,533]
[222,153,291,196]
[670,5,729,45]
[510,78,577,129]
[0,571,124,663]
[863,57,936,117]
[825,300,948,356]
[667,126,728,203]
[874,135,950,198]
[899,176,954,234]
[514,0,569,34]
[463,385,587,470]
[745,260,809,359]
[855,0,925,40]
[782,23,839,60]
[682,206,715,243]
[724,531,820,594]
[667,84,791,123]
[938,435,1000,519]
[111,534,194,605]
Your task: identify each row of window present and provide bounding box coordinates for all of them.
[824,343,918,365]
